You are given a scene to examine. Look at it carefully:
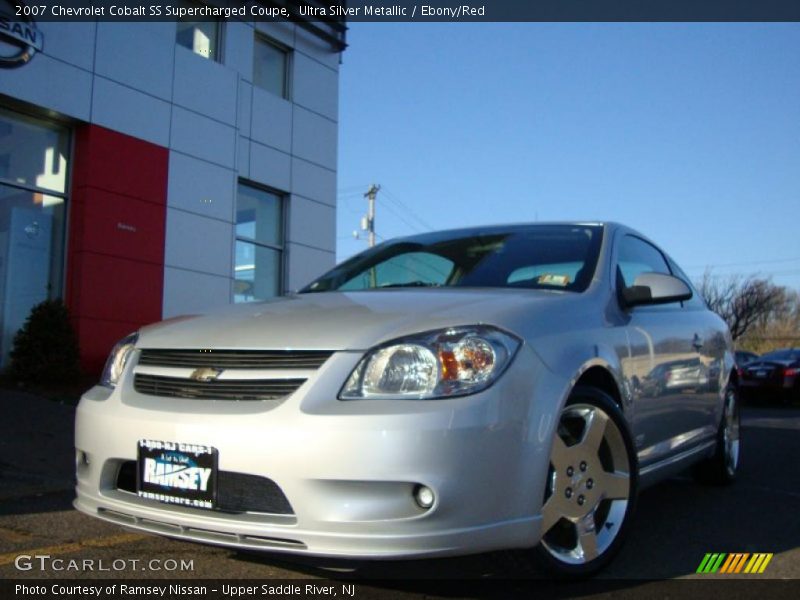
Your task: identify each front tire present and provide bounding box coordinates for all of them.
[694,383,740,485]
[512,386,639,577]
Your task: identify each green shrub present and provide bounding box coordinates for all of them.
[8,299,81,385]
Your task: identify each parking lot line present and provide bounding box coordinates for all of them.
[0,532,148,566]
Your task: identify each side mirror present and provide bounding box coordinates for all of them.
[621,272,692,308]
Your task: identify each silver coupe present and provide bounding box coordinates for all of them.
[74,222,740,576]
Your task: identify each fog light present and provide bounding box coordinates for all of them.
[413,484,435,509]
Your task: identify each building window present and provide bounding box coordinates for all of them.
[0,108,69,365]
[175,1,221,61]
[235,182,284,303]
[253,35,290,98]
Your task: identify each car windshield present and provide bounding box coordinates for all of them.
[300,224,603,294]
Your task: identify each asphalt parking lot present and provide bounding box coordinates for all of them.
[1,389,798,585]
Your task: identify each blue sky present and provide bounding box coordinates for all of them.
[335,23,800,290]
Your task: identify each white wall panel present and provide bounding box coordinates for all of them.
[173,46,238,125]
[237,136,251,180]
[170,107,236,168]
[292,107,337,170]
[165,208,233,277]
[292,52,339,121]
[0,55,91,121]
[38,22,96,71]
[224,20,254,82]
[91,77,171,147]
[237,80,252,134]
[249,142,291,191]
[288,196,336,253]
[250,87,292,152]
[163,267,231,318]
[286,243,335,292]
[94,22,175,100]
[291,158,336,207]
[167,152,235,222]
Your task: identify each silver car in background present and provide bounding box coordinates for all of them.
[74,222,739,576]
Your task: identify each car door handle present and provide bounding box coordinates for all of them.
[692,334,704,351]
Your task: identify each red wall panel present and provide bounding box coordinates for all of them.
[71,188,166,264]
[67,125,168,373]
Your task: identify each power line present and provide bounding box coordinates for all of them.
[377,198,425,234]
[381,187,434,231]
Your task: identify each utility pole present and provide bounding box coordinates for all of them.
[364,184,380,247]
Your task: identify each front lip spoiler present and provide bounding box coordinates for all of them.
[74,494,542,559]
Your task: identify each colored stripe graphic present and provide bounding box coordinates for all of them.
[698,552,774,574]
[720,553,750,573]
[719,554,736,573]
[733,553,750,573]
[744,553,774,574]
[697,553,727,573]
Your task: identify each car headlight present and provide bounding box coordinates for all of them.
[100,332,138,388]
[340,326,521,400]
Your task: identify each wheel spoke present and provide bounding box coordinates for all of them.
[576,513,599,561]
[550,430,570,469]
[579,408,608,453]
[540,494,563,535]
[599,471,629,500]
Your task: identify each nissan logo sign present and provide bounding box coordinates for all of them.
[0,1,43,68]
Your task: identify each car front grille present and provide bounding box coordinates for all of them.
[133,348,333,401]
[138,349,333,369]
[133,374,305,401]
[116,461,294,515]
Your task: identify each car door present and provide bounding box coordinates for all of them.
[614,233,707,470]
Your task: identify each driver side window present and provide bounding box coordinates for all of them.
[617,235,671,288]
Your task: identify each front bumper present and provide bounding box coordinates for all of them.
[74,346,564,558]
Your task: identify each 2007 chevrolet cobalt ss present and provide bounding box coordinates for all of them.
[74,222,740,576]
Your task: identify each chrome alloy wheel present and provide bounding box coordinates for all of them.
[540,403,632,565]
[722,387,740,476]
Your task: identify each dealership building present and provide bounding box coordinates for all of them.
[0,6,345,371]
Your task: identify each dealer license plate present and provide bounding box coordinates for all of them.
[137,440,217,509]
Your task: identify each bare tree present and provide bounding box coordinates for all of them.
[697,272,786,341]
[740,288,800,353]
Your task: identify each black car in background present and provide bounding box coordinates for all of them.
[739,348,800,404]
[735,350,759,366]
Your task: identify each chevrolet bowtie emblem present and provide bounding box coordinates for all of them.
[190,367,223,382]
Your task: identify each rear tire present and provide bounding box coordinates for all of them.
[508,386,638,578]
[694,383,740,485]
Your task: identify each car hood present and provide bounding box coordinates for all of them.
[138,289,568,351]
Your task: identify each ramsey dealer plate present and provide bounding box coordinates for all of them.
[137,440,218,509]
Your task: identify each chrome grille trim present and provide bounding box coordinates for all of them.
[138,349,333,370]
[132,348,333,401]
[133,374,305,401]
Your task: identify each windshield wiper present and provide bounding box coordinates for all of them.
[377,281,441,289]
